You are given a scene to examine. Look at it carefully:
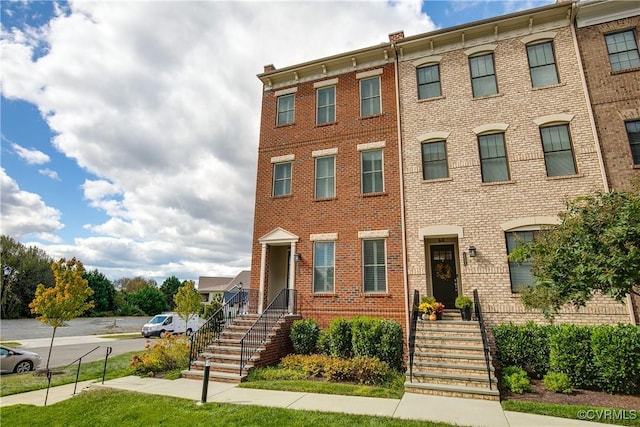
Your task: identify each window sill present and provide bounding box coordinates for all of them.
[481,180,515,187]
[275,123,295,129]
[531,82,565,91]
[610,66,640,76]
[362,192,387,198]
[423,177,452,184]
[545,173,583,181]
[364,292,391,298]
[314,197,337,202]
[633,164,640,169]
[417,95,445,103]
[359,113,384,121]
[471,93,503,101]
[312,293,337,298]
[315,121,338,128]
[272,194,292,200]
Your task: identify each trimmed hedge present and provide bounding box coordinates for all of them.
[493,322,640,395]
[290,319,320,355]
[279,354,391,385]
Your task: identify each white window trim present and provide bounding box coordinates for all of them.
[359,75,382,117]
[362,238,388,293]
[312,148,338,157]
[274,87,298,97]
[413,56,443,67]
[464,44,497,57]
[357,141,386,151]
[313,241,335,293]
[533,114,574,126]
[271,154,295,163]
[310,233,338,241]
[316,85,336,125]
[472,123,509,135]
[417,131,451,143]
[314,78,338,88]
[520,32,557,45]
[360,149,385,194]
[356,68,383,79]
[314,155,336,199]
[358,230,389,239]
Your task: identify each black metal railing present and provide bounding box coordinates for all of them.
[45,345,112,406]
[189,285,254,366]
[239,288,296,376]
[408,289,419,383]
[473,289,493,390]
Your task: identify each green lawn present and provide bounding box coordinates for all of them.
[0,388,457,427]
[502,400,640,427]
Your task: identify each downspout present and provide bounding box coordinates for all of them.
[391,42,412,349]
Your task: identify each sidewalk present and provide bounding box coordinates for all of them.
[0,376,616,427]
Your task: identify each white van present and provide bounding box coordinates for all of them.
[141,312,199,338]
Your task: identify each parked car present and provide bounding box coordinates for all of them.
[0,345,41,374]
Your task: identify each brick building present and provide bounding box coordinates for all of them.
[250,0,638,333]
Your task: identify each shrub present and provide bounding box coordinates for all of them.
[279,354,391,385]
[130,333,190,375]
[543,372,573,394]
[501,366,531,394]
[316,330,330,355]
[591,324,640,395]
[280,354,328,377]
[290,318,320,355]
[493,322,554,378]
[246,366,307,381]
[350,317,404,372]
[325,318,353,358]
[549,324,594,388]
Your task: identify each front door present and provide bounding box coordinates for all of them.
[430,244,458,308]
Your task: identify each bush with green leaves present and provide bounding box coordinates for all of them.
[492,322,554,378]
[501,366,531,394]
[279,354,391,385]
[130,333,190,375]
[591,324,640,395]
[549,324,594,388]
[325,318,353,358]
[542,372,573,394]
[350,316,404,371]
[290,319,320,355]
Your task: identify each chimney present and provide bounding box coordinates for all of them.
[388,31,404,43]
[264,64,276,73]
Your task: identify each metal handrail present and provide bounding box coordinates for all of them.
[188,286,254,367]
[44,345,112,406]
[408,289,419,383]
[239,288,296,376]
[473,289,493,390]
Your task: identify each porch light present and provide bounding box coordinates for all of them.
[294,253,301,262]
[468,246,477,257]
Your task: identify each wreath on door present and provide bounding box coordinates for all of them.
[435,263,453,281]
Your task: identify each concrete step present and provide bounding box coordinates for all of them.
[416,320,479,330]
[414,343,486,355]
[414,336,483,347]
[404,382,500,401]
[412,360,495,374]
[411,371,497,389]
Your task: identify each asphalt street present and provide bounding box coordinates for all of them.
[1,316,150,340]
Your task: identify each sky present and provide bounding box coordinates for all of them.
[0,0,553,284]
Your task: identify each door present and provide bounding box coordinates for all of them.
[430,244,458,308]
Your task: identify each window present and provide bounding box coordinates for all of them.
[469,53,498,97]
[313,241,335,293]
[527,41,559,87]
[421,141,448,180]
[273,162,291,196]
[315,156,335,199]
[478,133,509,182]
[363,239,386,293]
[361,150,383,193]
[277,94,294,125]
[360,76,381,117]
[605,30,640,72]
[506,231,539,292]
[316,86,335,125]
[417,64,441,99]
[540,124,576,177]
[626,120,640,165]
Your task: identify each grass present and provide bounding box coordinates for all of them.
[96,333,142,339]
[502,401,640,427]
[0,342,22,347]
[0,351,142,397]
[0,388,457,427]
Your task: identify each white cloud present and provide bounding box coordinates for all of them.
[11,142,50,164]
[0,168,63,240]
[38,168,60,180]
[0,0,435,281]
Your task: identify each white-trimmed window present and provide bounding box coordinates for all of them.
[527,41,559,87]
[273,162,292,196]
[540,124,576,177]
[363,239,386,293]
[317,86,335,125]
[417,64,441,99]
[626,120,640,165]
[315,156,335,199]
[469,53,498,97]
[277,94,294,125]
[313,241,334,293]
[360,76,381,117]
[421,140,448,180]
[361,150,383,194]
[605,30,640,72]
[478,133,509,182]
[506,230,539,292]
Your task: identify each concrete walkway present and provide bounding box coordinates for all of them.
[0,376,616,426]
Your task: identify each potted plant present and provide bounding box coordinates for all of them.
[455,295,473,321]
[418,297,445,320]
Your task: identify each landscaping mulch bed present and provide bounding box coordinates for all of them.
[504,379,640,411]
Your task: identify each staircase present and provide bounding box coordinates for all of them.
[405,309,499,400]
[182,314,259,383]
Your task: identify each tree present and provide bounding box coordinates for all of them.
[29,258,94,371]
[173,280,202,325]
[114,276,157,293]
[511,183,640,319]
[160,275,182,310]
[1,235,54,318]
[125,284,167,315]
[84,269,117,315]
